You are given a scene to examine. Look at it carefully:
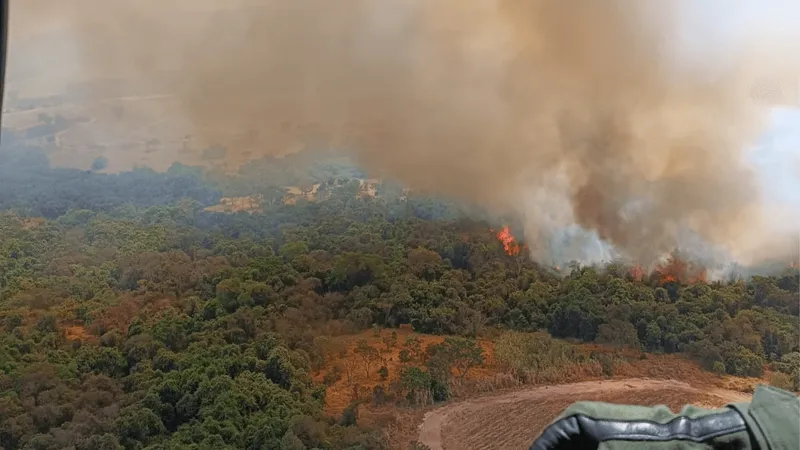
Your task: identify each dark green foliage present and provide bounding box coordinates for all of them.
[0,132,221,218]
[399,367,433,405]
[772,352,800,390]
[429,378,451,402]
[341,403,359,427]
[427,337,484,381]
[0,142,797,449]
[410,441,432,450]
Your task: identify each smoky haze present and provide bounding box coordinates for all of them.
[9,0,800,270]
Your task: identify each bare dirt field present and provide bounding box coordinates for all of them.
[417,378,752,450]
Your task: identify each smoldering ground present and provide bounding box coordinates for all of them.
[8,0,800,271]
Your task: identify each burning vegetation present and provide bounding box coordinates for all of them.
[655,256,708,284]
[626,255,708,284]
[494,225,522,256]
[492,227,711,285]
[621,255,706,284]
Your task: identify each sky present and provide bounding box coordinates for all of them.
[754,109,800,205]
[681,0,800,211]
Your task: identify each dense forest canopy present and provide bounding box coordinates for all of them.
[0,127,798,450]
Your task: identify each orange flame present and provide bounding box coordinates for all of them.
[495,226,520,256]
[654,255,707,285]
[626,255,707,285]
[627,265,646,281]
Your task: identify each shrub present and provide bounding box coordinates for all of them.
[324,365,343,386]
[495,331,582,376]
[770,372,796,392]
[593,353,615,377]
[372,385,389,405]
[712,361,726,376]
[341,402,359,426]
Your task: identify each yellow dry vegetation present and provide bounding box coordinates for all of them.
[314,327,496,415]
[203,196,262,213]
[316,329,769,418]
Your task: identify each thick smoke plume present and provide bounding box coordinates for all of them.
[9,0,800,270]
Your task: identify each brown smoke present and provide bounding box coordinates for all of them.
[9,0,800,269]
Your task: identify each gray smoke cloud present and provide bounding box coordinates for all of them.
[8,0,800,270]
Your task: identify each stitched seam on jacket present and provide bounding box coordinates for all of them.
[599,426,748,442]
[571,410,747,443]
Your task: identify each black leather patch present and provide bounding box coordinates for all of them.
[531,409,748,450]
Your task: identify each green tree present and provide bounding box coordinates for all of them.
[399,367,432,406]
[281,430,307,450]
[596,319,642,351]
[355,340,380,377]
[427,337,484,382]
[644,321,662,351]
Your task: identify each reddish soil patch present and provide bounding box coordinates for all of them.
[64,325,91,342]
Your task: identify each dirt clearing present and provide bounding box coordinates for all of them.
[417,378,751,450]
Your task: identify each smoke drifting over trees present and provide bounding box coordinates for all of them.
[9,0,800,270]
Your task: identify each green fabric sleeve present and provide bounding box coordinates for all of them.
[728,384,800,450]
[534,384,799,450]
[545,393,761,450]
